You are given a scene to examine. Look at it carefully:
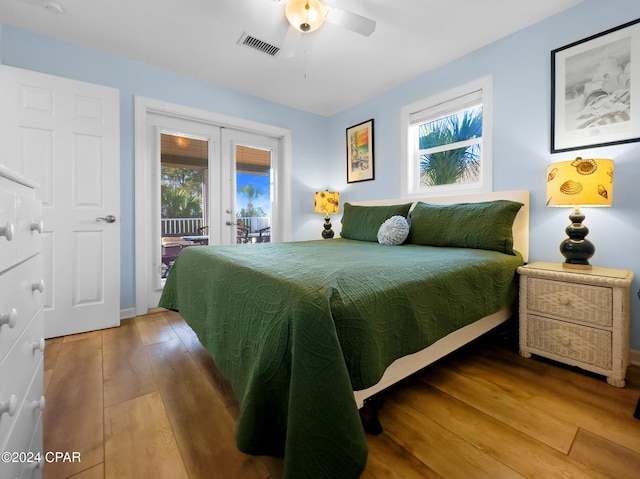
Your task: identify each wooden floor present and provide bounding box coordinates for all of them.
[42,310,640,479]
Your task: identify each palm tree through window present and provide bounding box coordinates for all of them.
[417,106,483,187]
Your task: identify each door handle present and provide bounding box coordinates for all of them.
[225,220,238,226]
[96,215,117,223]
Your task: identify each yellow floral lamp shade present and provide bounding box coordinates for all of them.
[314,191,340,215]
[546,158,613,207]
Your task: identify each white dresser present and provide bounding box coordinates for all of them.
[0,164,45,479]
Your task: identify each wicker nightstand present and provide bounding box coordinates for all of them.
[517,262,634,387]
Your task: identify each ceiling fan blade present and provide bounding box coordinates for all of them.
[325,6,376,36]
[278,27,301,58]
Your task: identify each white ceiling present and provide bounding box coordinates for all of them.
[1,0,584,116]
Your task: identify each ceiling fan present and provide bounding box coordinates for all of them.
[272,0,376,37]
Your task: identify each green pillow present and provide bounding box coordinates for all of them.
[407,200,523,254]
[340,203,413,242]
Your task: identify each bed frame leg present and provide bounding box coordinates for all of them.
[360,395,384,435]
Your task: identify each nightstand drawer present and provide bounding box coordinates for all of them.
[526,277,612,327]
[525,314,611,369]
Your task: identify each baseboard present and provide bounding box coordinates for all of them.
[120,307,136,320]
[631,349,640,367]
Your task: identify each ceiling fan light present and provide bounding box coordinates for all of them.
[285,0,325,34]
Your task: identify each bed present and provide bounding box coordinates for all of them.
[159,190,529,479]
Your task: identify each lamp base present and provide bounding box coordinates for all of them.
[559,207,594,269]
[321,214,334,239]
[561,261,593,270]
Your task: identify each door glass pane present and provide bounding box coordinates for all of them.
[160,133,208,278]
[235,145,271,244]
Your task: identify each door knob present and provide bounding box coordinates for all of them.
[96,215,117,223]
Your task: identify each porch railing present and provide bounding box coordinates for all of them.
[162,217,271,237]
[237,216,271,232]
[161,218,204,237]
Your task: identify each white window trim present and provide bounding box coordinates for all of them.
[401,76,493,198]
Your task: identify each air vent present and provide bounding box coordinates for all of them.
[238,33,281,57]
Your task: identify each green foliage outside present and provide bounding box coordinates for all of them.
[418,106,483,186]
[161,167,268,219]
[161,167,203,218]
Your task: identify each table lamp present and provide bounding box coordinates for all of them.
[546,157,614,269]
[314,190,340,239]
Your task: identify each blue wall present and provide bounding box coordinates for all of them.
[2,0,640,350]
[327,0,640,349]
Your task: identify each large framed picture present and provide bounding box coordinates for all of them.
[551,18,640,153]
[346,119,374,183]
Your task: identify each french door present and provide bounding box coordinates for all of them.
[221,129,279,245]
[146,113,219,310]
[141,111,283,310]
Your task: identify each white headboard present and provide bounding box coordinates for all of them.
[350,190,530,263]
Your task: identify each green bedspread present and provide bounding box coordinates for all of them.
[159,239,523,479]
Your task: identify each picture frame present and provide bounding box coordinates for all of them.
[346,119,375,183]
[551,18,640,153]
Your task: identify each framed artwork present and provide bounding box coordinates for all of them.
[346,119,375,183]
[551,18,640,153]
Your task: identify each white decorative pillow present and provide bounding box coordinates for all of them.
[377,215,410,246]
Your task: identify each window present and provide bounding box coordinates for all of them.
[401,76,493,196]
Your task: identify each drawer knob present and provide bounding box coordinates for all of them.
[0,221,15,241]
[0,394,18,417]
[30,395,46,412]
[31,279,45,293]
[0,308,18,329]
[32,338,46,354]
[30,220,44,234]
[560,337,572,347]
[27,457,45,471]
[560,297,571,306]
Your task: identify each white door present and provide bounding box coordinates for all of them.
[0,65,120,338]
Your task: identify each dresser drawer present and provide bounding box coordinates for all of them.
[0,256,44,363]
[525,277,612,327]
[525,314,612,369]
[23,409,44,479]
[0,361,44,479]
[16,193,43,264]
[0,186,17,273]
[0,309,45,446]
